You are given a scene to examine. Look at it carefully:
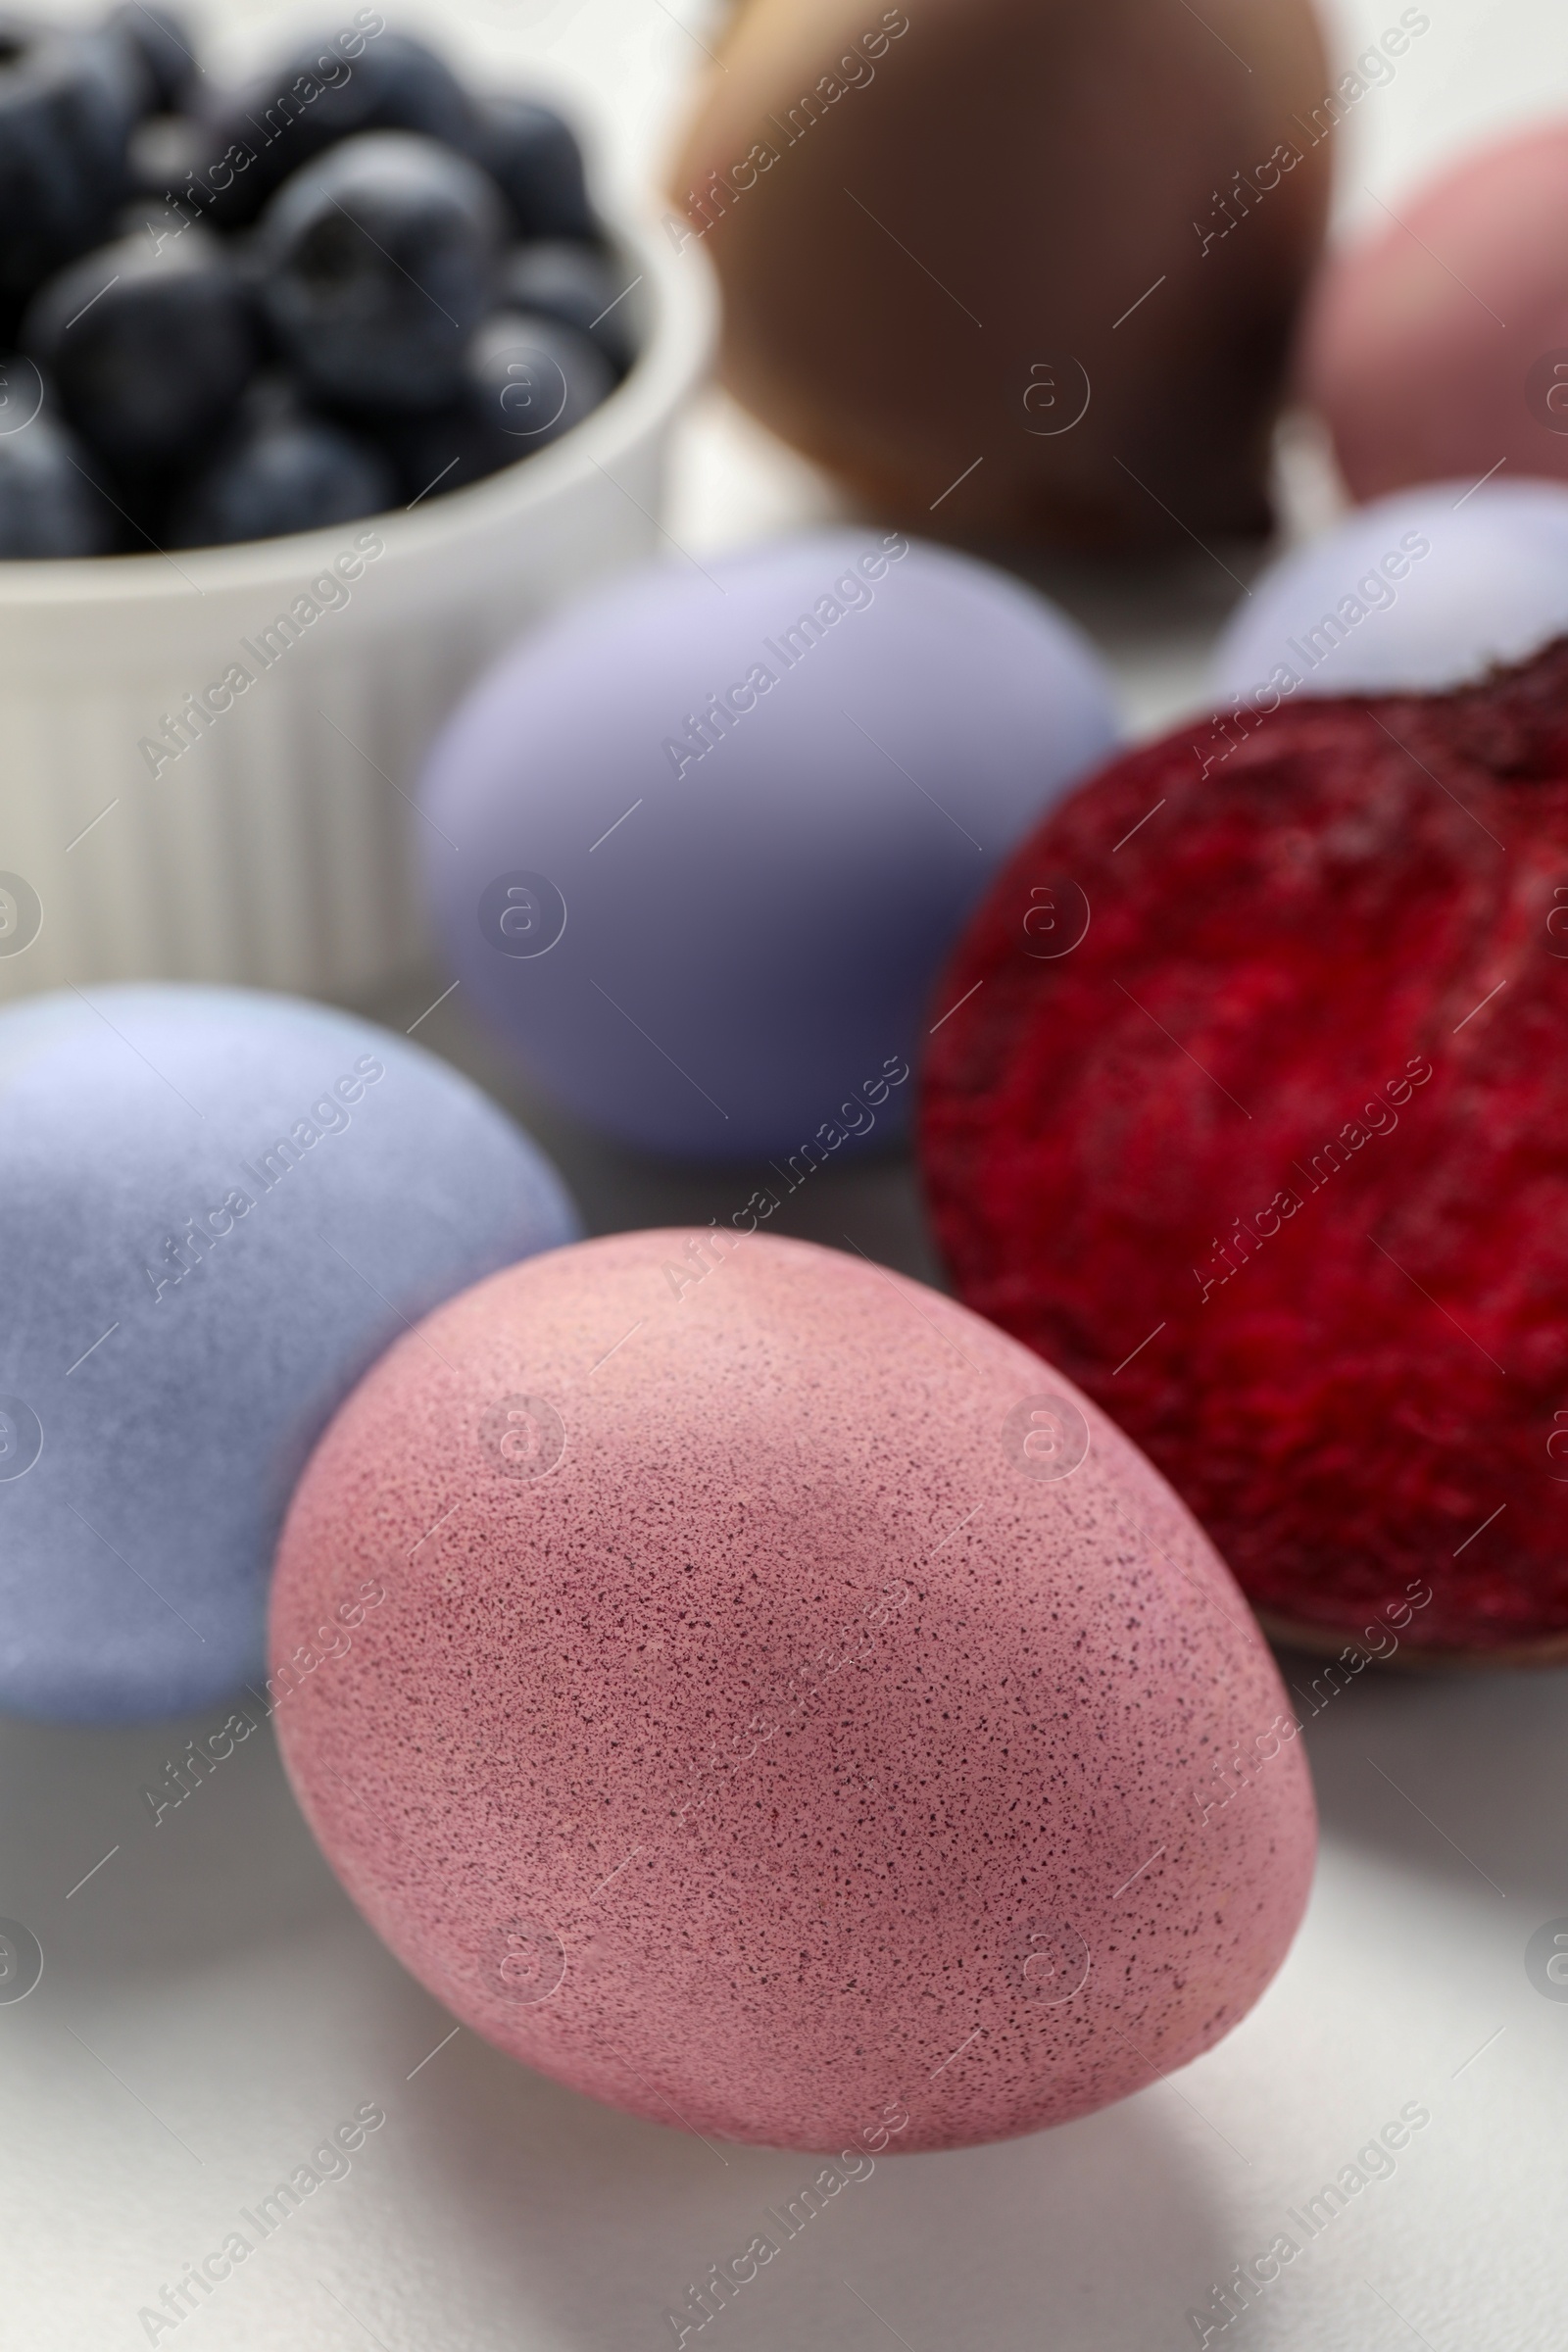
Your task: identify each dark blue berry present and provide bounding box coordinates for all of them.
[167,378,394,545]
[373,308,613,500]
[105,3,197,114]
[500,240,633,374]
[0,402,117,554]
[471,309,612,446]
[259,132,501,413]
[23,225,257,468]
[197,27,477,230]
[472,97,594,242]
[0,17,143,317]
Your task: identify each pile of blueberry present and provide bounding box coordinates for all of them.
[0,8,633,557]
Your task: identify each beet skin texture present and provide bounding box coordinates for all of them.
[920,636,1568,1663]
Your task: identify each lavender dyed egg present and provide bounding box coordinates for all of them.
[1212,480,1568,705]
[418,531,1118,1159]
[271,1229,1315,2154]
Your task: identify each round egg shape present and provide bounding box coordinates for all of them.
[270,1229,1315,2153]
[417,532,1119,1160]
[669,0,1332,548]
[0,986,578,1724]
[1212,480,1568,704]
[1300,121,1568,504]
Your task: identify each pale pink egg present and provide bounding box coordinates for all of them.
[270,1230,1314,2152]
[1302,120,1568,499]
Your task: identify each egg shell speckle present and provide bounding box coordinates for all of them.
[271,1229,1314,2152]
[0,985,578,1723]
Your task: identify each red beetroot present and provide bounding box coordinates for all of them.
[920,636,1568,1662]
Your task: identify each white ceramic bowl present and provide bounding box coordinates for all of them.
[0,205,714,1005]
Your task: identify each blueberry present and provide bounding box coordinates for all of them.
[88,14,156,142]
[374,309,613,501]
[259,132,502,414]
[167,378,395,546]
[105,3,197,114]
[472,97,594,242]
[0,403,117,555]
[470,310,613,446]
[197,28,477,230]
[500,240,633,374]
[23,226,257,469]
[0,16,143,318]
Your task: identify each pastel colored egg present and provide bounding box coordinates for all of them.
[418,531,1118,1160]
[1211,479,1568,702]
[270,1228,1315,2153]
[1301,121,1568,503]
[0,986,577,1724]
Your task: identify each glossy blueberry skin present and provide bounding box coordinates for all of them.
[198,30,478,230]
[105,2,197,114]
[0,17,143,315]
[260,132,502,414]
[168,379,395,546]
[23,225,257,469]
[0,405,117,555]
[500,240,632,374]
[372,308,613,499]
[472,96,594,242]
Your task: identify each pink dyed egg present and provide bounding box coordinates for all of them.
[1302,121,1568,499]
[270,1231,1314,2152]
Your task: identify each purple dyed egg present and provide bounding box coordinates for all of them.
[418,531,1119,1159]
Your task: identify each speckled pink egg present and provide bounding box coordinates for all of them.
[1302,122,1568,499]
[270,1231,1314,2152]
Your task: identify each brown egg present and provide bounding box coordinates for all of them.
[670,0,1333,547]
[1301,120,1568,503]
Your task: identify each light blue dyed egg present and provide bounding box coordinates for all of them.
[0,986,577,1723]
[419,531,1120,1159]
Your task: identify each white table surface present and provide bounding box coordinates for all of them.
[6,2,1568,2345]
